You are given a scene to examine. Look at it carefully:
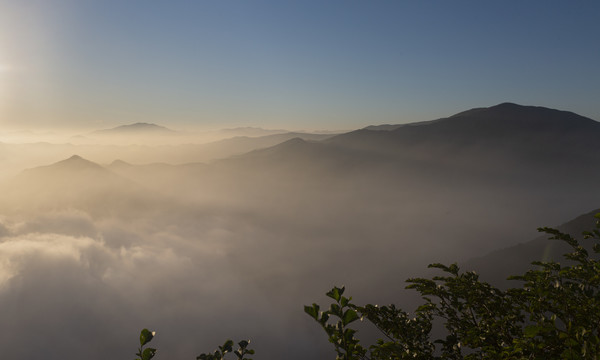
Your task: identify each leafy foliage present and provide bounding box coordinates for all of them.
[196,339,255,360]
[135,329,156,360]
[135,214,600,359]
[134,329,254,360]
[304,286,366,360]
[305,213,600,359]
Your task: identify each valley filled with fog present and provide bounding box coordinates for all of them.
[1,103,600,359]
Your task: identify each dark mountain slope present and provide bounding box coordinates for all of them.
[318,103,600,188]
[328,103,600,156]
[462,208,600,288]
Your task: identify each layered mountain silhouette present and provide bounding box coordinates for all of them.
[4,102,600,260]
[175,103,600,259]
[101,103,600,195]
[212,103,600,177]
[213,103,600,194]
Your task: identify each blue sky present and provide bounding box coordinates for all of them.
[1,1,598,131]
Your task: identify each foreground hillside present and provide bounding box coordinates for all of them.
[463,207,600,287]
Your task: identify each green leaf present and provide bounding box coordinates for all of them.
[326,286,344,302]
[330,303,342,317]
[319,312,330,325]
[342,309,359,326]
[141,347,156,360]
[140,329,155,346]
[304,304,319,320]
[220,339,234,354]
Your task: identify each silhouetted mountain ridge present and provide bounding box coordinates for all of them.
[363,103,598,134]
[442,102,599,136]
[319,103,600,169]
[1,155,152,214]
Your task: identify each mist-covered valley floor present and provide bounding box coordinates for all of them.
[1,103,600,359]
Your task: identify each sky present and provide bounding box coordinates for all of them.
[0,0,599,132]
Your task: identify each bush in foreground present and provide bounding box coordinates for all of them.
[138,214,600,359]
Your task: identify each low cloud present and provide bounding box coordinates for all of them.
[1,140,600,360]
[0,206,338,359]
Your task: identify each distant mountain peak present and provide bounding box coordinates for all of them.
[91,123,176,135]
[474,102,526,114]
[52,155,104,170]
[272,137,308,150]
[443,103,599,132]
[493,102,521,108]
[450,102,580,118]
[119,122,171,130]
[283,137,306,144]
[17,155,109,181]
[448,103,520,118]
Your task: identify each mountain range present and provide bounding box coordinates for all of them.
[6,102,600,262]
[2,102,600,360]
